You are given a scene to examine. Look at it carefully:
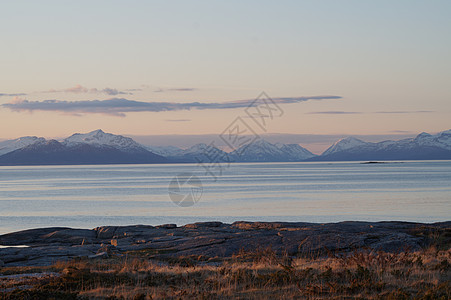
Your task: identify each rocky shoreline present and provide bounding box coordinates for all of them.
[1,221,450,267]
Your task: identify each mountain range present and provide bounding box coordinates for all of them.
[0,130,167,165]
[310,129,451,161]
[0,129,450,165]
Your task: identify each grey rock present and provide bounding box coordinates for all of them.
[156,224,177,229]
[0,221,449,267]
[114,225,155,235]
[0,227,70,245]
[97,244,116,254]
[1,253,27,263]
[110,237,134,247]
[183,222,223,229]
[95,226,118,239]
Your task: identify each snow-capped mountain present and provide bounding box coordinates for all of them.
[413,130,451,150]
[63,129,147,153]
[158,143,230,163]
[145,145,184,157]
[0,136,46,156]
[231,139,284,162]
[311,129,451,161]
[0,130,167,165]
[231,139,316,162]
[275,143,317,161]
[146,140,315,162]
[1,128,450,165]
[322,137,368,156]
[182,143,210,156]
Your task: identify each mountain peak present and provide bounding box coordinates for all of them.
[414,132,434,144]
[416,132,432,138]
[90,129,105,135]
[188,143,208,149]
[63,130,146,153]
[439,129,451,135]
[231,139,315,161]
[0,136,47,156]
[251,139,273,147]
[245,139,280,151]
[322,136,367,156]
[339,136,364,143]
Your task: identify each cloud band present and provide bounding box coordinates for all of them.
[2,96,342,116]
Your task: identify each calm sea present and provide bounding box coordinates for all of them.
[0,161,450,234]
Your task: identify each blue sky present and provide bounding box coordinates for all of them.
[0,1,450,152]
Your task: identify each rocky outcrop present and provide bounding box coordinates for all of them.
[0,221,449,267]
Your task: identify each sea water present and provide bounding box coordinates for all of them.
[0,161,450,234]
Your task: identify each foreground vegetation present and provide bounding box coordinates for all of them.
[1,245,450,300]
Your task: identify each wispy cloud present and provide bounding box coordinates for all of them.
[154,87,198,93]
[389,130,415,133]
[307,111,362,114]
[0,93,27,97]
[1,95,341,116]
[375,110,434,114]
[308,110,434,115]
[98,88,129,96]
[43,84,131,95]
[43,84,88,94]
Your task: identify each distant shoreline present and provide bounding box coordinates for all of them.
[2,158,451,167]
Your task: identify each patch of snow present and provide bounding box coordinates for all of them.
[146,145,183,157]
[322,137,368,156]
[63,129,146,152]
[0,136,46,156]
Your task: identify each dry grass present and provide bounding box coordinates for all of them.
[1,246,450,299]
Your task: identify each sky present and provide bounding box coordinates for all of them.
[0,1,450,153]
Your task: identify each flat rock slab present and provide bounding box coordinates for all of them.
[0,221,449,267]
